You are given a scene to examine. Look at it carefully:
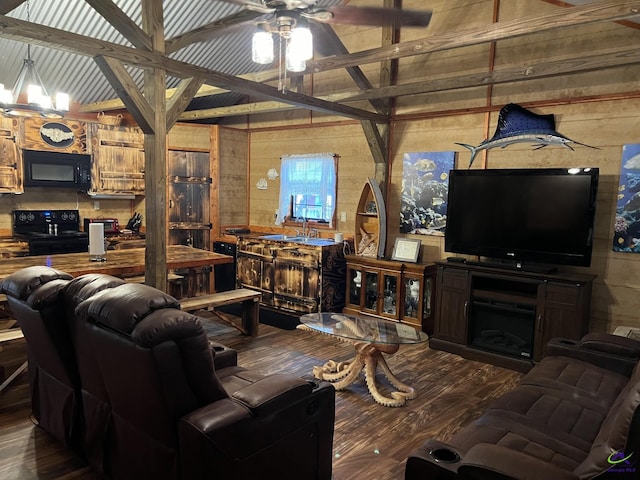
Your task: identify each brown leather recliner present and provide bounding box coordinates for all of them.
[0,266,77,448]
[62,273,127,474]
[77,282,335,480]
[405,333,640,480]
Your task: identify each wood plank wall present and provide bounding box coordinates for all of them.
[238,0,640,334]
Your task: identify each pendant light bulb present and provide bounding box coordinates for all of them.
[252,26,274,65]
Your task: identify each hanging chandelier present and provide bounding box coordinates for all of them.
[0,0,69,118]
[252,11,313,81]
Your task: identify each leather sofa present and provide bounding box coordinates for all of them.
[405,333,640,480]
[1,266,335,480]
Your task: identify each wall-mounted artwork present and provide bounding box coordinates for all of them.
[613,144,640,253]
[400,151,455,236]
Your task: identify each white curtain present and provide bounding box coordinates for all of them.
[277,153,336,225]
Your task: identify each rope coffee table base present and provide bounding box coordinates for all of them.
[299,325,417,407]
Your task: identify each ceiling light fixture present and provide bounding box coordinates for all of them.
[251,11,313,92]
[0,0,69,118]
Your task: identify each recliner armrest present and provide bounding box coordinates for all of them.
[231,374,312,416]
[579,332,640,358]
[405,438,463,479]
[179,379,335,474]
[209,341,237,369]
[546,336,639,376]
[459,443,580,480]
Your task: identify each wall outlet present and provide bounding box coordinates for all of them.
[340,211,346,222]
[94,201,100,210]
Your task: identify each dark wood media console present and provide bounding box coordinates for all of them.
[430,261,596,372]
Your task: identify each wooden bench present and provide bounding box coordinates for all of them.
[124,273,184,283]
[180,288,261,337]
[0,326,26,394]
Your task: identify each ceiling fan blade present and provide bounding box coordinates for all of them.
[307,6,432,28]
[216,0,274,14]
[165,9,264,53]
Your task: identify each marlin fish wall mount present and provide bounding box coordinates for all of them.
[456,103,598,168]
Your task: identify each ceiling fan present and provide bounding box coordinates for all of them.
[220,0,433,29]
[213,0,432,81]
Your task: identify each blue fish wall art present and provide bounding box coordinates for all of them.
[456,103,597,167]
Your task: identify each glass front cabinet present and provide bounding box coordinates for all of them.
[344,255,436,333]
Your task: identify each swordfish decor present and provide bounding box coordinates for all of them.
[456,103,597,167]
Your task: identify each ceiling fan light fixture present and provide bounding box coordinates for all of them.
[289,23,313,61]
[285,46,306,72]
[252,25,274,65]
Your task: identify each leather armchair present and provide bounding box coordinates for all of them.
[0,266,77,448]
[77,282,335,480]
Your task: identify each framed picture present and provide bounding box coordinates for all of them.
[400,151,456,236]
[613,144,640,253]
[391,238,421,263]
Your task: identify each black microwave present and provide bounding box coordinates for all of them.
[23,150,91,190]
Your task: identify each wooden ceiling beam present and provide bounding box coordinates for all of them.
[94,55,155,132]
[0,14,387,123]
[179,44,640,120]
[81,0,640,115]
[85,0,152,50]
[166,77,206,130]
[0,0,24,15]
[140,0,168,293]
[165,9,263,54]
[304,0,640,75]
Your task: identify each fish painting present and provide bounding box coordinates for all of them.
[456,103,597,167]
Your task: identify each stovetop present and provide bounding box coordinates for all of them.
[21,231,88,239]
[13,209,81,237]
[12,210,89,255]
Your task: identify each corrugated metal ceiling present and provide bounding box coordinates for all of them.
[0,0,343,110]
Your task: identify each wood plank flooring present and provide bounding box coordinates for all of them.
[0,321,523,480]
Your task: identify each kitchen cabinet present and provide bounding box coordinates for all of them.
[0,117,22,194]
[167,123,248,241]
[21,117,87,153]
[236,236,346,314]
[430,262,595,371]
[89,123,145,195]
[168,149,211,250]
[343,255,436,333]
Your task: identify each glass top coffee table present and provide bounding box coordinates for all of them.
[299,312,428,407]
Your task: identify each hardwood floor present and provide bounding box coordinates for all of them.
[0,321,523,479]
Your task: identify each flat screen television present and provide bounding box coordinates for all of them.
[444,167,599,270]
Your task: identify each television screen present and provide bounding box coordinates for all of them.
[444,168,599,268]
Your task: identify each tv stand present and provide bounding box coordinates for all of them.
[467,260,557,275]
[431,261,595,372]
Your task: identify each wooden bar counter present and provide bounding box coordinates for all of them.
[0,245,232,294]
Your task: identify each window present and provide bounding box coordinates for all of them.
[277,153,337,226]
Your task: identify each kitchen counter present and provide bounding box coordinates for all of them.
[0,245,232,293]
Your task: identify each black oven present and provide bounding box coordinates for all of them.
[13,209,89,256]
[23,150,91,190]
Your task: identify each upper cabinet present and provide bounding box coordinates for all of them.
[89,123,145,195]
[21,117,88,153]
[0,117,22,194]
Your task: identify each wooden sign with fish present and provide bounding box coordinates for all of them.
[456,103,597,167]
